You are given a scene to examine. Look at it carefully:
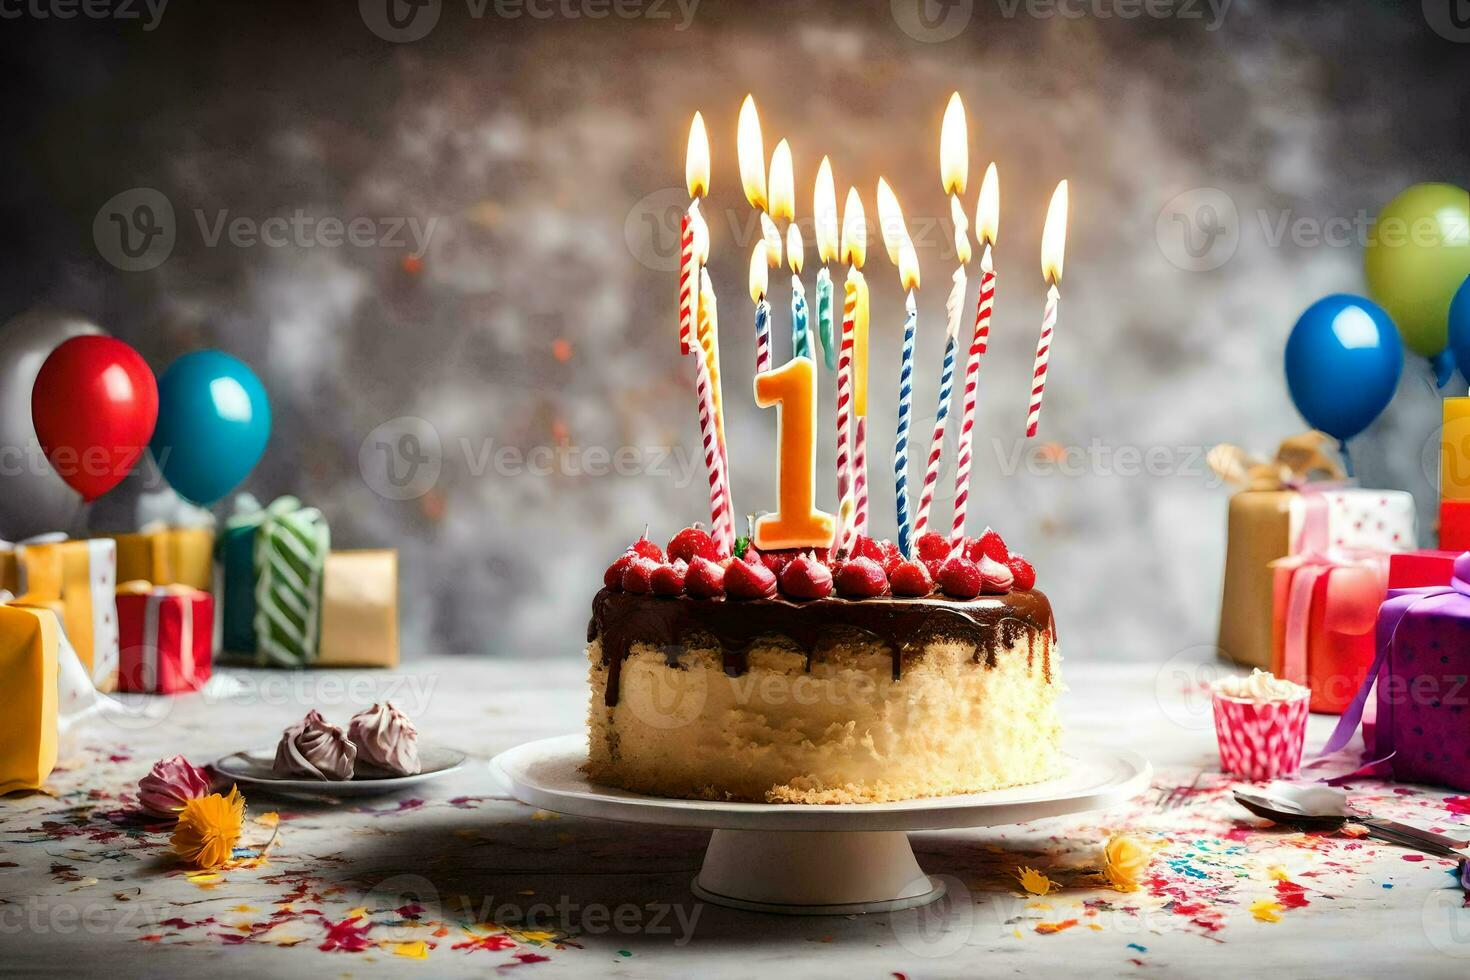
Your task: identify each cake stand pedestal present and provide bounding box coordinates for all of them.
[491,735,1150,916]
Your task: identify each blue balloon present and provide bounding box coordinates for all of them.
[1449,275,1470,383]
[149,350,271,505]
[1284,294,1403,443]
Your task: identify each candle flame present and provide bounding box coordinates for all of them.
[940,92,968,197]
[898,238,921,292]
[950,195,971,265]
[1041,179,1069,285]
[840,187,866,269]
[814,156,839,263]
[760,212,782,266]
[737,95,768,212]
[768,138,794,222]
[874,177,907,268]
[976,162,999,247]
[749,241,769,302]
[787,223,804,275]
[685,111,710,199]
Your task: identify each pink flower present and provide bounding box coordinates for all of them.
[138,755,211,817]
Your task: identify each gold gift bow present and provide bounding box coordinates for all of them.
[117,580,204,598]
[1207,431,1345,492]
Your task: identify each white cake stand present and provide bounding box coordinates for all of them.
[491,734,1151,916]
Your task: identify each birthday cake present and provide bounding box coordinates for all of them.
[586,93,1069,803]
[585,528,1062,804]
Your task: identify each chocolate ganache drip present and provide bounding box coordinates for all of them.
[588,589,1055,706]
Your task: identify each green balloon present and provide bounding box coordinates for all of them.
[1364,182,1470,357]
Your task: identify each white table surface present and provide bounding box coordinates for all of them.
[3,652,1469,978]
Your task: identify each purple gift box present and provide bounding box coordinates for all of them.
[1322,552,1470,791]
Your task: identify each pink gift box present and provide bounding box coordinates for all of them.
[1212,692,1310,781]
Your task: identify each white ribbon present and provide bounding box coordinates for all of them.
[140,588,197,690]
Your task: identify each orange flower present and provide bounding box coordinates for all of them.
[171,786,245,869]
[1100,833,1163,893]
[1015,867,1060,896]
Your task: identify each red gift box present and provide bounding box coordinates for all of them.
[1440,500,1470,552]
[1268,492,1388,714]
[1270,553,1386,714]
[1388,549,1460,589]
[116,583,213,694]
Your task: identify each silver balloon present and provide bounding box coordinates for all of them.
[0,309,105,539]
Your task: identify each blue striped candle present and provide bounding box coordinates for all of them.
[894,289,916,558]
[754,298,772,374]
[792,275,810,360]
[816,268,835,370]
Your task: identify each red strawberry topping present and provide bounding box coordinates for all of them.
[889,559,934,597]
[915,532,950,563]
[937,555,982,599]
[604,550,637,590]
[977,555,1014,594]
[667,526,721,565]
[724,555,778,599]
[622,556,659,594]
[630,533,663,563]
[778,552,834,600]
[1007,554,1036,591]
[685,556,726,598]
[760,548,800,576]
[835,556,891,598]
[650,559,688,596]
[852,536,885,563]
[971,528,1008,563]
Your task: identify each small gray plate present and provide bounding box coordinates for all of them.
[214,743,467,797]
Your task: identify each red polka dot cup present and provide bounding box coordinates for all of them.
[1212,683,1311,782]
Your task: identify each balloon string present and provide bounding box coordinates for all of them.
[68,498,91,538]
[1339,439,1355,479]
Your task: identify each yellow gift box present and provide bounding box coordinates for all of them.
[1212,434,1415,668]
[0,602,59,795]
[0,537,118,692]
[103,527,214,592]
[1441,397,1470,503]
[318,550,399,668]
[1212,434,1341,670]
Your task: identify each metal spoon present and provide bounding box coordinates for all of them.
[1234,782,1470,858]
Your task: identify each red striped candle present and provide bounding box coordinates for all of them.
[952,257,995,544]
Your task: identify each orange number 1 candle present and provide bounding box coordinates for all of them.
[754,356,836,550]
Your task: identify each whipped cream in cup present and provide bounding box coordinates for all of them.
[1212,669,1309,704]
[1211,670,1311,781]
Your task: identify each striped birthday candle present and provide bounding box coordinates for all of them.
[893,288,917,557]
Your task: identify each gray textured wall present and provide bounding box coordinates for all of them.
[1,0,1465,660]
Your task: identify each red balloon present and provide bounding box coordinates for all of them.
[31,336,158,502]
